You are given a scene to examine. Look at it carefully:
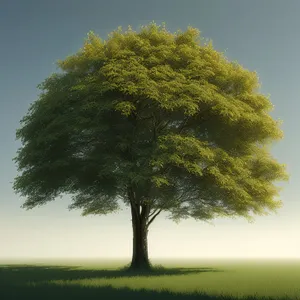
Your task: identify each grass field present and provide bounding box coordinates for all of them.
[0,258,299,299]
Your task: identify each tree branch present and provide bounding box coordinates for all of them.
[127,185,140,221]
[137,115,154,122]
[141,204,150,220]
[148,208,160,218]
[157,120,172,132]
[177,116,190,134]
[177,104,216,135]
[146,209,162,228]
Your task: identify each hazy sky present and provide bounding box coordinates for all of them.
[0,0,299,260]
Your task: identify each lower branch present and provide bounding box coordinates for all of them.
[146,209,162,228]
[148,208,160,218]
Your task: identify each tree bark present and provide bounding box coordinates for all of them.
[129,202,152,271]
[126,186,163,271]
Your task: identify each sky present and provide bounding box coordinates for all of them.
[0,0,299,260]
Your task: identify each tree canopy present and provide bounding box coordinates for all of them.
[13,22,288,269]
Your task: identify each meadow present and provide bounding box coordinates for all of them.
[0,258,299,299]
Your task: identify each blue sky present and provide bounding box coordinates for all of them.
[0,0,299,259]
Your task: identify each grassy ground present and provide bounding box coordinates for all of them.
[0,258,300,299]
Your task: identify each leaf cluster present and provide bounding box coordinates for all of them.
[13,22,288,223]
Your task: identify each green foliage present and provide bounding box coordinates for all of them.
[13,22,288,224]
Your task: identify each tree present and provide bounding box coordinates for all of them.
[13,22,288,271]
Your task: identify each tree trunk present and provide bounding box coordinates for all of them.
[129,202,152,271]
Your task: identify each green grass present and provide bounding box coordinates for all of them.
[1,258,300,299]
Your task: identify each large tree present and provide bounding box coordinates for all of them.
[13,22,288,271]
